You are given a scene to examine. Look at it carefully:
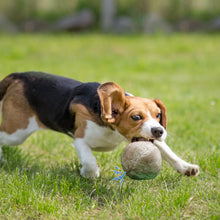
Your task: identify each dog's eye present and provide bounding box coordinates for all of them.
[156,113,161,119]
[131,115,143,121]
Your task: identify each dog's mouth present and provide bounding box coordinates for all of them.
[131,137,154,143]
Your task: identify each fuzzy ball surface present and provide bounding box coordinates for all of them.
[121,141,162,180]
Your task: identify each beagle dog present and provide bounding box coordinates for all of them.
[0,72,199,178]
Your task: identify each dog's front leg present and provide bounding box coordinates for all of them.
[74,138,100,178]
[154,140,200,176]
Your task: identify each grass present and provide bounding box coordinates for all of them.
[0,33,219,219]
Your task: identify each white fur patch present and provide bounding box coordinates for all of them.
[83,120,125,151]
[140,110,167,141]
[0,116,40,146]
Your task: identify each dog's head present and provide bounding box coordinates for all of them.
[98,82,167,142]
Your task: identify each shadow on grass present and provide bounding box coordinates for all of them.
[0,146,129,206]
[0,146,190,209]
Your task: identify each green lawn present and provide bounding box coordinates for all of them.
[0,33,219,219]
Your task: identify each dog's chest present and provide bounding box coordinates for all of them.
[83,120,125,151]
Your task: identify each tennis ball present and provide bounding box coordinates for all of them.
[121,141,162,180]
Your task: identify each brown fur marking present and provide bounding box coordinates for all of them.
[70,103,102,138]
[0,79,46,134]
[153,98,167,129]
[97,82,128,124]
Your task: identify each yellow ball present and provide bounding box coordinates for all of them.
[121,141,162,180]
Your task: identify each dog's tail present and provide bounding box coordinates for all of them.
[0,74,15,101]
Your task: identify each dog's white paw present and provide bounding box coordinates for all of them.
[80,165,100,178]
[177,162,200,176]
[184,164,200,176]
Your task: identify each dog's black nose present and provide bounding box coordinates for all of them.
[151,127,164,138]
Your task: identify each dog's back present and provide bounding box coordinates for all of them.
[0,72,101,134]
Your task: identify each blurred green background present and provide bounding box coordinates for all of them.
[0,0,219,33]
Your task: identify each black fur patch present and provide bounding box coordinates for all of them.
[9,72,101,135]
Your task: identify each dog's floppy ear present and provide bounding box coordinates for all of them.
[153,99,167,129]
[98,82,128,124]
